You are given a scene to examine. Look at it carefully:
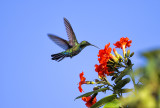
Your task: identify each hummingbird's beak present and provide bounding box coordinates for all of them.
[90,44,100,49]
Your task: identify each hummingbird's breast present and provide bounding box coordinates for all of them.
[64,44,81,57]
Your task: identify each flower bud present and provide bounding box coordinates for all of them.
[113,48,119,58]
[95,79,100,84]
[130,52,134,57]
[110,54,118,63]
[122,45,126,58]
[127,49,130,57]
[86,81,95,84]
[93,86,99,91]
[125,57,128,63]
[118,54,123,62]
[95,79,99,82]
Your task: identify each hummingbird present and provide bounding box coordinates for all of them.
[48,18,99,62]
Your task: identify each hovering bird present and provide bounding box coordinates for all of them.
[48,18,99,62]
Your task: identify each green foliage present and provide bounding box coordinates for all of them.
[121,89,133,93]
[76,42,160,108]
[103,99,121,108]
[120,50,160,108]
[90,94,117,108]
[76,42,135,107]
[113,78,130,90]
[75,87,109,100]
[115,89,133,94]
[114,66,132,83]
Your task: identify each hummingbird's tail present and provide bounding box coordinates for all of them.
[51,53,66,62]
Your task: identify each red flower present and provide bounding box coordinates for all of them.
[95,43,114,77]
[113,37,132,49]
[82,96,97,108]
[95,63,114,77]
[113,37,132,57]
[98,43,112,64]
[78,72,86,92]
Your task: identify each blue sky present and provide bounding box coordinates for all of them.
[0,0,160,108]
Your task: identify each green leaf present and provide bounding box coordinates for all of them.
[90,94,117,108]
[139,77,146,84]
[121,89,133,93]
[114,66,132,83]
[135,84,143,89]
[114,88,133,94]
[142,50,160,77]
[113,78,130,90]
[103,99,121,108]
[134,67,144,76]
[75,87,109,100]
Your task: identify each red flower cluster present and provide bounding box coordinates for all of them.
[77,37,132,108]
[95,43,114,77]
[98,43,112,64]
[114,37,132,57]
[113,37,132,49]
[82,96,97,108]
[78,72,86,92]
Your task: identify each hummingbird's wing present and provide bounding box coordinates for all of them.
[48,34,71,50]
[64,18,78,46]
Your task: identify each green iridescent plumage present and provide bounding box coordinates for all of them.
[48,18,99,62]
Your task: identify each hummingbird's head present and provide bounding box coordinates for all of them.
[80,41,99,49]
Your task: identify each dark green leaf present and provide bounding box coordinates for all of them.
[114,66,132,83]
[75,87,109,100]
[135,84,143,89]
[127,58,132,66]
[121,89,133,93]
[114,78,130,90]
[111,76,116,81]
[111,73,118,81]
[103,99,121,108]
[129,70,135,86]
[90,94,117,108]
[114,88,133,94]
